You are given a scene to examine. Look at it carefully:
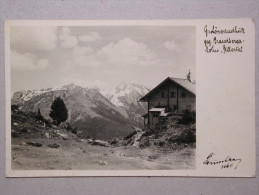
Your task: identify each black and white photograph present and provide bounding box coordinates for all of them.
[5,19,255,177]
[9,23,196,171]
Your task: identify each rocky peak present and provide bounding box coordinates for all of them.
[115,80,130,93]
[115,81,149,94]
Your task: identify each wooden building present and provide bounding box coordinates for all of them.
[140,72,196,127]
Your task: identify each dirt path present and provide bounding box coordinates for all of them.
[132,131,144,147]
[11,138,195,170]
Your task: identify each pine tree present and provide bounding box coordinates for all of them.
[49,97,68,126]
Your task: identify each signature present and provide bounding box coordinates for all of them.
[203,153,242,170]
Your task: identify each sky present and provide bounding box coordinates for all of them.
[10,25,196,93]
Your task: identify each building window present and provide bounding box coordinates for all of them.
[153,113,159,117]
[182,92,186,97]
[170,92,175,98]
[161,92,165,98]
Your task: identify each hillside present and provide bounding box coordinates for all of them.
[111,112,196,152]
[11,108,195,170]
[11,105,81,144]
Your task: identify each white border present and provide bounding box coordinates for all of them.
[5,19,255,177]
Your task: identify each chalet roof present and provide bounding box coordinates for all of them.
[169,77,196,95]
[139,77,196,101]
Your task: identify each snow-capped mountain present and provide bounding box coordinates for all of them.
[101,81,149,106]
[11,82,149,140]
[12,84,74,104]
[100,81,149,128]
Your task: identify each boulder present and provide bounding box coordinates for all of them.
[47,143,60,148]
[26,141,42,147]
[98,160,108,166]
[45,132,50,139]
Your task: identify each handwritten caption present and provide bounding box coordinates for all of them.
[203,25,245,54]
[203,153,242,170]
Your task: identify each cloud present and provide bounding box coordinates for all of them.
[59,27,78,48]
[73,45,92,56]
[11,50,49,70]
[11,26,57,52]
[71,46,94,66]
[164,40,181,52]
[79,32,101,42]
[99,38,156,66]
[65,38,157,69]
[164,33,195,53]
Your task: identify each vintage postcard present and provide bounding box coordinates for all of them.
[5,19,255,177]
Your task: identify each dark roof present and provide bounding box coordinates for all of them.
[139,77,196,101]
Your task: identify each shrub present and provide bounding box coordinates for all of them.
[178,110,196,125]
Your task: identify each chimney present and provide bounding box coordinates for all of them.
[187,69,191,82]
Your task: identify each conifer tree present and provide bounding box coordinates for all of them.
[49,97,68,126]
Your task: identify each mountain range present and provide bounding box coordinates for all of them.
[11,82,149,140]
